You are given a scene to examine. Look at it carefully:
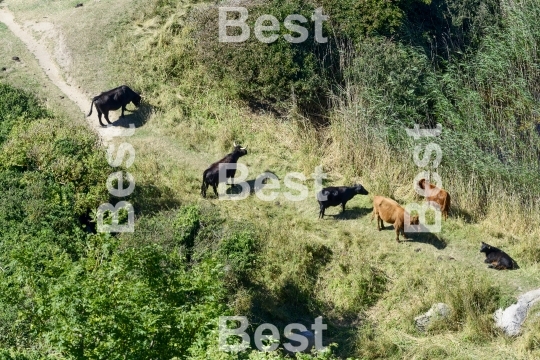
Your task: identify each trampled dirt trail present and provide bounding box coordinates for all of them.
[0,7,123,142]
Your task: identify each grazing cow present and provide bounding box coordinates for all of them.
[201,142,248,198]
[418,178,450,221]
[87,85,142,127]
[480,242,518,270]
[371,196,419,242]
[317,185,369,219]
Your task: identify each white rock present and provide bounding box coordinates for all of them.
[414,303,452,332]
[494,288,540,336]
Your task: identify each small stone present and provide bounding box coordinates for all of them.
[284,329,315,354]
[414,248,421,252]
[75,3,83,8]
[12,56,20,62]
[1,67,6,71]
[415,303,452,332]
[60,96,64,99]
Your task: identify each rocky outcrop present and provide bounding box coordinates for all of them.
[494,288,540,336]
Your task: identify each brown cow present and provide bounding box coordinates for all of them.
[371,196,419,242]
[418,179,450,221]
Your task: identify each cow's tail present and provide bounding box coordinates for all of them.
[87,99,95,117]
[442,192,450,219]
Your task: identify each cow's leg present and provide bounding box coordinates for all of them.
[319,204,325,219]
[212,184,218,197]
[104,110,113,124]
[341,202,347,213]
[97,111,106,127]
[401,228,409,240]
[395,227,400,242]
[377,215,383,231]
[201,182,208,198]
[121,105,126,118]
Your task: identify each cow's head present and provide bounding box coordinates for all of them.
[480,242,491,253]
[232,142,248,157]
[410,215,420,225]
[132,93,142,107]
[353,184,369,195]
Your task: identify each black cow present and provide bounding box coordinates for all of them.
[480,242,518,270]
[87,85,142,127]
[317,185,369,219]
[201,142,248,198]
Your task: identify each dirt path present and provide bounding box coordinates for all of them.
[0,6,123,142]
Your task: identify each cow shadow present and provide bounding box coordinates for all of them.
[224,180,258,196]
[328,206,372,220]
[402,229,447,249]
[377,224,447,249]
[224,173,280,196]
[109,103,152,128]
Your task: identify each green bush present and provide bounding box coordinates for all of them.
[0,85,237,358]
[219,228,259,284]
[194,0,334,115]
[0,83,49,145]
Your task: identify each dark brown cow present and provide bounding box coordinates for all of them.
[317,185,369,219]
[371,196,419,242]
[87,85,142,127]
[480,242,518,270]
[201,143,248,198]
[418,179,450,221]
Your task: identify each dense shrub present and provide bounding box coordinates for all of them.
[0,85,255,358]
[0,83,49,145]
[219,228,259,284]
[193,0,335,115]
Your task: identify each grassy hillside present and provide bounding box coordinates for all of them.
[1,0,540,358]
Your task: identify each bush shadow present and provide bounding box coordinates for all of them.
[451,207,475,224]
[128,182,182,216]
[242,243,338,349]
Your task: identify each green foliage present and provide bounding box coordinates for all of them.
[0,85,240,358]
[0,83,49,145]
[332,2,540,218]
[194,0,333,115]
[320,0,408,38]
[43,245,228,358]
[219,228,259,283]
[175,205,200,243]
[400,0,502,54]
